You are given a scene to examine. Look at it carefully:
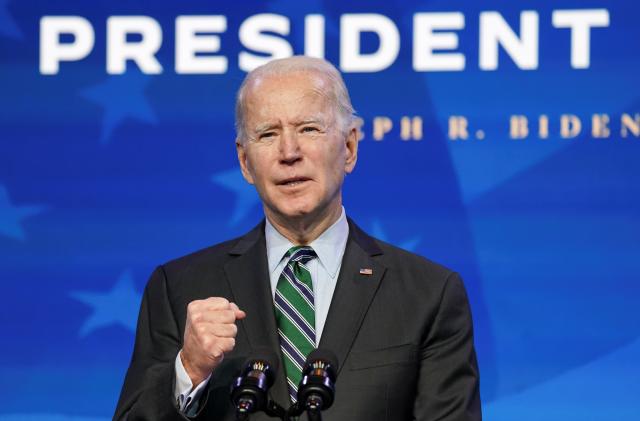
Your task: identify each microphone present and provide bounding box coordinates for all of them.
[230,348,279,420]
[295,349,339,417]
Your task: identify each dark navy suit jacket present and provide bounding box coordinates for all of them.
[114,219,481,420]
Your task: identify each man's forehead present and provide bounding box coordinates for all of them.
[243,72,334,124]
[245,70,329,99]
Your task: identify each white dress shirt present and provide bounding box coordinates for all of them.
[174,208,349,412]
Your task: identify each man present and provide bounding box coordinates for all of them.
[114,56,481,420]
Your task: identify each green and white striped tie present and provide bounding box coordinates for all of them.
[274,246,317,403]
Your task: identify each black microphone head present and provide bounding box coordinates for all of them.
[230,347,279,413]
[304,348,338,380]
[297,348,340,411]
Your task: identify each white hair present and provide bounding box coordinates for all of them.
[235,56,358,142]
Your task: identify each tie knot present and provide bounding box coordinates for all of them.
[286,246,317,264]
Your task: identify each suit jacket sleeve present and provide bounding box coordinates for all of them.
[413,272,482,420]
[113,266,192,421]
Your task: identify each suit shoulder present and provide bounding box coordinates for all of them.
[367,238,470,308]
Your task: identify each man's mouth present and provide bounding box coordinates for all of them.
[278,176,311,187]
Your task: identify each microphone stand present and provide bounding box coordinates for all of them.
[265,400,287,419]
[235,399,286,421]
[284,398,323,421]
[304,394,324,421]
[306,409,322,421]
[284,402,302,421]
[234,397,253,421]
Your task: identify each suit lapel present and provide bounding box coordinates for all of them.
[223,222,290,407]
[319,219,386,376]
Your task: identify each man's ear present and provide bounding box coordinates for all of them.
[236,140,255,185]
[344,127,359,174]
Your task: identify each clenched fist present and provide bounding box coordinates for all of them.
[180,297,246,386]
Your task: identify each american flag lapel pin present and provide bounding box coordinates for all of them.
[359,268,373,275]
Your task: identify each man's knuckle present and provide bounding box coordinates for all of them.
[211,297,230,307]
[201,336,214,349]
[221,337,234,350]
[211,347,223,359]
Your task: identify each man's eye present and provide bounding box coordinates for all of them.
[260,132,275,139]
[301,126,319,133]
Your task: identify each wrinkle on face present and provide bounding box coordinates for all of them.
[242,72,340,144]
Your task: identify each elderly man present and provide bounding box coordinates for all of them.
[114,56,481,420]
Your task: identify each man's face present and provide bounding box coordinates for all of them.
[236,71,358,225]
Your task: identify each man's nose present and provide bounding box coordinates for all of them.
[278,129,302,164]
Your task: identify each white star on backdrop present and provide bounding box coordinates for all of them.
[0,184,46,241]
[80,72,158,144]
[211,167,260,226]
[70,270,142,337]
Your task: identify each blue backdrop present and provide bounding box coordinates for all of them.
[1,0,639,419]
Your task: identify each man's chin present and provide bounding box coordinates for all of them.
[266,202,317,222]
[278,207,314,220]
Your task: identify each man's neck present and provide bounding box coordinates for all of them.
[265,203,343,245]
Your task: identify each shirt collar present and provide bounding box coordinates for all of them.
[265,207,349,278]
